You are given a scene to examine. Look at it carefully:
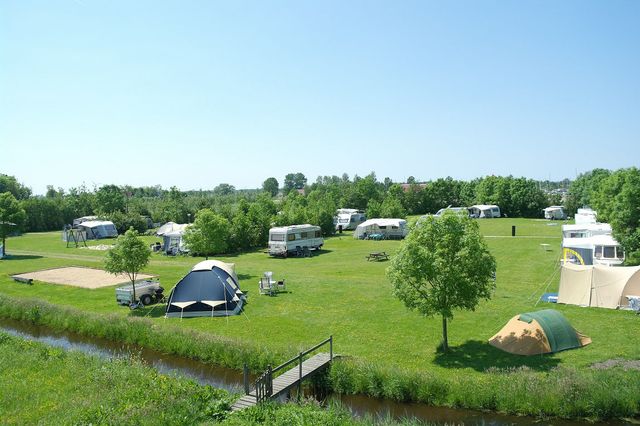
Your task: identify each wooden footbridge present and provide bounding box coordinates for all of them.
[231,336,334,412]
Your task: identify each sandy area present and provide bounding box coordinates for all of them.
[12,267,155,289]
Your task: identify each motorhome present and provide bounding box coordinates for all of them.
[268,224,323,257]
[544,206,566,220]
[562,234,625,267]
[469,205,501,218]
[334,209,366,231]
[575,208,597,225]
[561,223,612,239]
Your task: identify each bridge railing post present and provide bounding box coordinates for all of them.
[243,363,249,395]
[330,335,333,361]
[298,351,303,400]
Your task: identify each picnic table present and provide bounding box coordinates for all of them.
[366,252,389,261]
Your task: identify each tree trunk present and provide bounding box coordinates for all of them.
[1,235,5,257]
[441,315,449,352]
[131,280,137,308]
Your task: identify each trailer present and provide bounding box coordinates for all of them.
[334,209,366,231]
[115,280,164,306]
[268,224,323,257]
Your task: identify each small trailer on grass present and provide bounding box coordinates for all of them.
[115,280,165,307]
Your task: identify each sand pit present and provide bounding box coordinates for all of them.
[12,267,155,289]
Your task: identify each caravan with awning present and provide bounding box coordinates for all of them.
[562,234,624,266]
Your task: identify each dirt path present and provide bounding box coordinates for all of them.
[8,249,191,268]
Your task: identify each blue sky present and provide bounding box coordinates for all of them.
[1,1,639,194]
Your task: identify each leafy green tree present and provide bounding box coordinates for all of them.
[21,197,65,232]
[183,209,230,258]
[213,183,236,196]
[95,184,126,214]
[104,228,151,307]
[0,174,31,199]
[365,198,382,219]
[380,191,407,218]
[565,169,611,215]
[262,177,279,197]
[592,168,640,265]
[0,192,27,257]
[387,213,496,352]
[283,172,307,194]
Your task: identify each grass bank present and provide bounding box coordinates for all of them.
[1,295,638,422]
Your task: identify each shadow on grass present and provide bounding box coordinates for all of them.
[1,255,44,261]
[128,304,167,318]
[433,340,561,372]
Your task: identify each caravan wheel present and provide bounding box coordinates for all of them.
[140,294,152,306]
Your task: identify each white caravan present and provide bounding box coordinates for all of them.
[561,223,612,239]
[334,209,366,231]
[562,234,625,267]
[469,205,501,218]
[544,206,566,220]
[268,224,324,257]
[575,208,597,225]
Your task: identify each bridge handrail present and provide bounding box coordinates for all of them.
[272,335,333,376]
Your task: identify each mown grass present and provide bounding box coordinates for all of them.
[1,218,639,420]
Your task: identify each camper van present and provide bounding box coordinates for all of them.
[562,235,625,267]
[575,208,597,225]
[268,224,323,257]
[469,205,501,218]
[561,223,612,239]
[334,209,366,231]
[544,206,566,220]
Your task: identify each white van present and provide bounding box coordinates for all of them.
[268,224,323,257]
[334,209,366,231]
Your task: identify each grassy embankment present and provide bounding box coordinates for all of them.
[0,331,424,425]
[0,219,638,420]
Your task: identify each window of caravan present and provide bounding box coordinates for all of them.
[287,234,295,241]
[315,230,321,237]
[603,246,615,259]
[492,208,500,215]
[595,246,603,258]
[301,232,308,239]
[270,233,285,242]
[617,247,625,259]
[392,226,398,229]
[379,226,387,229]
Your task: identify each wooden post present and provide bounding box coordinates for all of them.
[330,335,333,361]
[298,352,303,400]
[243,363,249,395]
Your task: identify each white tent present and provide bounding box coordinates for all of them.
[353,218,408,240]
[558,263,640,309]
[156,222,189,236]
[76,220,118,239]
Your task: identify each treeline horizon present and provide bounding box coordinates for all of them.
[1,168,638,263]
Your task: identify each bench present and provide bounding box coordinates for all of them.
[366,252,389,261]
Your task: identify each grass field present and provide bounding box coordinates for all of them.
[0,218,639,418]
[2,219,637,370]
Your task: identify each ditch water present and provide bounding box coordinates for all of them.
[0,318,633,426]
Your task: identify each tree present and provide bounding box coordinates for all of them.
[95,184,126,214]
[213,183,236,196]
[262,177,279,197]
[283,172,307,194]
[104,228,151,307]
[386,213,496,352]
[183,209,230,258]
[0,192,27,257]
[0,174,31,199]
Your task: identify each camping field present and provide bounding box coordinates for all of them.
[1,218,639,418]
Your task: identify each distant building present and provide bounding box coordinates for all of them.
[399,183,427,192]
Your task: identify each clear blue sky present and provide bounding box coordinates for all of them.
[1,1,639,194]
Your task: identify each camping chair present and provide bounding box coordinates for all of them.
[277,279,286,292]
[259,277,274,296]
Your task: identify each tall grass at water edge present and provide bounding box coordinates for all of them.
[1,295,638,422]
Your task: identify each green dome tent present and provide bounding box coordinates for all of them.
[489,309,591,355]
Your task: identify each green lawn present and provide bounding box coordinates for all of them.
[1,218,638,378]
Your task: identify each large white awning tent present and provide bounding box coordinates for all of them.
[558,263,640,309]
[469,205,501,218]
[165,260,244,318]
[76,220,118,239]
[156,222,189,236]
[353,218,408,240]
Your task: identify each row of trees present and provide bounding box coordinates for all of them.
[2,169,638,262]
